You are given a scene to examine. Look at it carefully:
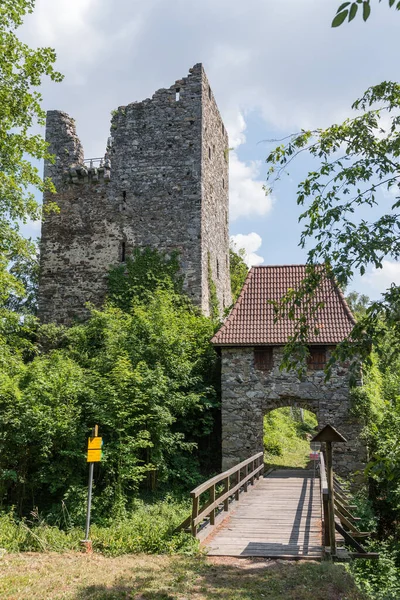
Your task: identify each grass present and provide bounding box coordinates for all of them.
[0,498,195,556]
[0,552,367,600]
[264,407,318,470]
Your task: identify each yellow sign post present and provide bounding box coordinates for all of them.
[87,435,103,463]
[83,425,103,549]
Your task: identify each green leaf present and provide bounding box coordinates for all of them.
[349,2,358,20]
[363,1,371,20]
[332,10,349,26]
[389,0,395,7]
[337,1,351,9]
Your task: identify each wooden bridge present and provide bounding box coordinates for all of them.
[178,446,379,560]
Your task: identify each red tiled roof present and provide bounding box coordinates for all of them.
[212,265,356,346]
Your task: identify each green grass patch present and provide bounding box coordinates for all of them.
[0,497,196,557]
[264,407,318,469]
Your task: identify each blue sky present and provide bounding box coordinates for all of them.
[20,0,400,300]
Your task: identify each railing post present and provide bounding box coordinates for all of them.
[224,476,230,511]
[244,463,249,492]
[191,495,199,537]
[235,470,240,501]
[210,485,216,525]
[323,492,330,546]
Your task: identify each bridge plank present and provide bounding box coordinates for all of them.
[205,469,326,559]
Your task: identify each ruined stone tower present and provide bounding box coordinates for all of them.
[38,63,231,324]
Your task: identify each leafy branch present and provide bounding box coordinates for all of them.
[333,0,400,27]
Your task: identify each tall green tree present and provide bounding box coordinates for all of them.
[0,0,62,304]
[265,82,400,371]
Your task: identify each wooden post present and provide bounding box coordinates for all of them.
[323,491,330,546]
[235,471,240,501]
[224,476,230,511]
[210,484,216,525]
[191,495,199,537]
[244,464,248,492]
[326,441,337,557]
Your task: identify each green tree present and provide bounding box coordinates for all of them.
[229,245,248,303]
[266,81,400,372]
[0,0,62,305]
[332,0,400,27]
[346,291,370,320]
[0,250,219,518]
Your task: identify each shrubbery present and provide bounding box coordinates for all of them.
[0,249,220,527]
[0,496,197,556]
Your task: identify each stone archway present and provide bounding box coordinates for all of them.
[220,346,366,478]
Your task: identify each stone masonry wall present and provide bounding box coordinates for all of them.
[38,64,231,324]
[221,346,367,478]
[201,70,231,314]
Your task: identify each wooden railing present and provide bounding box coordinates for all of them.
[319,452,330,547]
[185,452,264,538]
[318,451,378,559]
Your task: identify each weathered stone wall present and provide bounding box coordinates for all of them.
[38,112,117,323]
[221,346,366,478]
[201,70,231,314]
[38,64,231,324]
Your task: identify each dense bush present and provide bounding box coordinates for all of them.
[0,250,220,523]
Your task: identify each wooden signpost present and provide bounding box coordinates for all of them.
[82,425,103,551]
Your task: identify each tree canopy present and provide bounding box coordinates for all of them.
[0,0,62,305]
[265,81,400,372]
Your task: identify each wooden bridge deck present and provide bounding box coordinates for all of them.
[205,469,323,559]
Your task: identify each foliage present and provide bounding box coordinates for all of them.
[333,1,400,27]
[266,82,400,373]
[263,407,317,469]
[0,498,196,555]
[107,247,183,311]
[350,539,400,600]
[229,245,248,303]
[207,251,220,321]
[0,250,219,520]
[344,325,400,598]
[346,291,370,320]
[0,0,62,304]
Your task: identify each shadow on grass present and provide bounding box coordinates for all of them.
[72,557,366,600]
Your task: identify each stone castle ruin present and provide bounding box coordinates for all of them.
[38,63,231,324]
[38,64,365,476]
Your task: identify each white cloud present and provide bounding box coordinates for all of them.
[230,232,264,267]
[225,109,274,221]
[225,109,247,149]
[229,151,273,220]
[364,260,400,293]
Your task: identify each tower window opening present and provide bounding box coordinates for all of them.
[176,88,180,101]
[208,85,211,100]
[209,147,211,159]
[217,259,220,279]
[121,241,126,263]
[213,144,215,155]
[122,191,127,201]
[222,123,225,135]
[222,178,225,189]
